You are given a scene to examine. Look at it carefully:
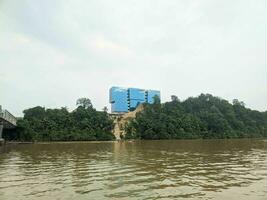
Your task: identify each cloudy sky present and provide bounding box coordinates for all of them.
[0,0,266,116]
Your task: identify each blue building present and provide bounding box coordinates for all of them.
[109,87,161,113]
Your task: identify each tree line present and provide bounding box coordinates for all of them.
[5,94,267,141]
[6,98,115,141]
[125,94,267,139]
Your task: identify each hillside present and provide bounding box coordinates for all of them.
[112,104,144,140]
[125,94,267,139]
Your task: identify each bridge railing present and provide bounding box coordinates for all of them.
[0,108,17,126]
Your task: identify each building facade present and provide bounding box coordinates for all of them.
[109,87,161,113]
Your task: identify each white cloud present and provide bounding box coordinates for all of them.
[0,0,267,116]
[87,35,134,58]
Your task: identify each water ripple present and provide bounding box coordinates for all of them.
[0,140,267,199]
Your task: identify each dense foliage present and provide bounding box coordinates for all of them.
[11,98,115,141]
[125,94,267,139]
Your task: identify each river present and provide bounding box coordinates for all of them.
[0,139,267,200]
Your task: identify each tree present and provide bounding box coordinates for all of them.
[125,94,267,140]
[103,106,108,113]
[233,99,245,107]
[76,98,93,109]
[153,95,161,104]
[171,95,180,102]
[14,98,115,142]
[23,106,46,120]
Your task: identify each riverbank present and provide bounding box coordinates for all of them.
[2,137,267,144]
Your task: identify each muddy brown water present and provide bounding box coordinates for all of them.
[0,139,267,200]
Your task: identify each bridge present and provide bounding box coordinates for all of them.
[0,106,17,141]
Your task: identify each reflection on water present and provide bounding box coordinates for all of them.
[0,139,267,200]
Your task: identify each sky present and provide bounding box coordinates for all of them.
[0,0,266,116]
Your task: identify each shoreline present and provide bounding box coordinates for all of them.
[3,137,267,145]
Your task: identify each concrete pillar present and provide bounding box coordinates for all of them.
[0,123,4,146]
[0,123,3,140]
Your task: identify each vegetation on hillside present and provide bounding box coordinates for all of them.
[10,98,115,141]
[125,94,267,139]
[5,94,267,142]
